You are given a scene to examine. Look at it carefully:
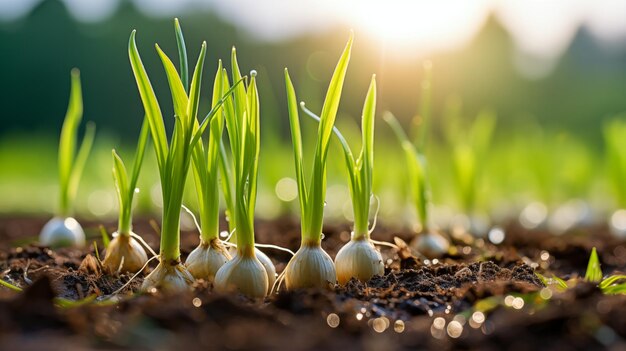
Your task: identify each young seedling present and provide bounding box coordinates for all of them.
[160,21,232,280]
[40,69,96,248]
[128,22,240,291]
[281,34,352,289]
[443,107,496,235]
[301,76,383,284]
[384,64,449,258]
[213,49,274,298]
[102,119,150,274]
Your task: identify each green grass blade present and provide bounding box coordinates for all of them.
[174,18,189,93]
[244,72,261,223]
[316,33,353,161]
[155,44,189,125]
[284,69,308,220]
[128,118,150,199]
[600,275,626,289]
[67,122,95,213]
[356,75,377,234]
[99,225,110,249]
[58,69,83,216]
[112,149,130,210]
[306,33,353,241]
[231,47,246,139]
[384,112,429,228]
[0,278,22,292]
[128,30,168,171]
[191,78,244,149]
[187,42,207,130]
[585,247,603,283]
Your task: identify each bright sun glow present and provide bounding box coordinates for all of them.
[341,0,491,53]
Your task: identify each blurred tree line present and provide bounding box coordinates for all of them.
[0,0,625,150]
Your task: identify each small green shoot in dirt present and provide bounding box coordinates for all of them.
[99,225,110,249]
[58,69,96,218]
[39,70,96,248]
[585,247,603,283]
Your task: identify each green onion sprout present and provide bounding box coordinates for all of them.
[40,69,96,248]
[384,63,449,258]
[102,119,150,274]
[213,48,273,298]
[128,22,240,291]
[282,34,353,289]
[301,76,383,284]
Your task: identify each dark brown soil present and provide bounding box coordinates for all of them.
[1,215,626,350]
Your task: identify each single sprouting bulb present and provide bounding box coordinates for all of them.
[102,232,148,274]
[40,217,86,248]
[335,237,384,284]
[228,247,276,293]
[185,238,231,280]
[141,260,194,292]
[284,244,336,290]
[411,231,450,258]
[214,252,269,298]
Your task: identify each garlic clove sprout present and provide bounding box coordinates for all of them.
[284,244,336,290]
[411,231,450,258]
[141,261,194,292]
[214,253,269,298]
[39,216,86,248]
[102,232,148,274]
[185,239,231,280]
[335,238,384,284]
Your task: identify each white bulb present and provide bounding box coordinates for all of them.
[284,244,336,290]
[335,239,384,284]
[141,261,194,292]
[39,216,86,248]
[214,253,269,298]
[185,239,231,280]
[102,232,148,273]
[411,231,450,258]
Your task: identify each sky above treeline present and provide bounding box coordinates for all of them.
[2,0,625,63]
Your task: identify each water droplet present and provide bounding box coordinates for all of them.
[326,313,340,328]
[432,317,446,330]
[539,288,552,300]
[447,321,463,338]
[356,313,364,321]
[372,317,387,333]
[394,320,405,333]
[512,297,525,309]
[488,227,505,244]
[192,297,202,307]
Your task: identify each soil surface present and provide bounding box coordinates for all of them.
[1,215,625,350]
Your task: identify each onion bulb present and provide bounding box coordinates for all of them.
[102,232,148,274]
[39,217,85,248]
[214,253,269,298]
[284,244,336,290]
[141,260,194,292]
[411,231,450,258]
[185,239,231,280]
[335,237,384,284]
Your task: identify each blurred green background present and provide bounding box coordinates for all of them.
[0,0,625,231]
